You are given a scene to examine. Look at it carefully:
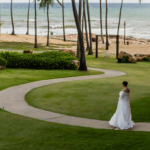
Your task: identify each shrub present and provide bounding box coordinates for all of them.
[0,51,78,70]
[122,56,129,63]
[0,57,7,67]
[143,57,149,62]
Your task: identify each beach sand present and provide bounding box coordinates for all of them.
[0,34,150,55]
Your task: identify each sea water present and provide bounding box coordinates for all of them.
[1,3,150,39]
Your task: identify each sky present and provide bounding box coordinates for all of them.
[0,0,149,3]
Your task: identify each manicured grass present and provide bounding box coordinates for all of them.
[0,68,102,91]
[26,55,150,122]
[0,108,150,150]
[0,61,150,149]
[0,42,76,51]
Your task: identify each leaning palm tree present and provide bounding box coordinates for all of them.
[116,0,123,59]
[26,0,30,35]
[83,0,90,51]
[71,0,87,71]
[105,0,109,50]
[11,0,15,35]
[86,0,93,55]
[62,0,66,41]
[100,0,104,44]
[117,0,123,36]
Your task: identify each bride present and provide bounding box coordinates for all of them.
[109,81,135,130]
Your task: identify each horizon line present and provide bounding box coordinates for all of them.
[0,2,147,3]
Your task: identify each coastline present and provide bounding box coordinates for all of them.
[1,33,150,55]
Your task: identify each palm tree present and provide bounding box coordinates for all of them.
[86,0,93,55]
[105,0,108,50]
[117,0,123,36]
[39,0,62,46]
[100,0,104,44]
[62,0,66,41]
[71,0,87,71]
[116,0,123,59]
[46,3,50,46]
[76,0,82,59]
[11,0,15,35]
[34,0,38,48]
[83,0,90,51]
[26,0,30,35]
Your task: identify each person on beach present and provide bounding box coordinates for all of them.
[109,81,135,130]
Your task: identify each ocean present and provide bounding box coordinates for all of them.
[1,3,150,39]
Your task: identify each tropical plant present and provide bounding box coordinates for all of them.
[26,0,30,35]
[86,0,93,55]
[39,0,53,46]
[11,0,15,35]
[62,0,66,41]
[83,0,90,51]
[38,0,62,46]
[100,0,104,44]
[71,0,87,71]
[105,0,108,50]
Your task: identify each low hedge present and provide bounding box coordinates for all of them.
[0,57,7,67]
[0,51,77,70]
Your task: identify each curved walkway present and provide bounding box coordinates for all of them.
[0,67,149,132]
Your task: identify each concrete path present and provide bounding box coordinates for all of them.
[0,67,149,132]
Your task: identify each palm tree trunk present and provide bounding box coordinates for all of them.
[34,0,38,48]
[86,0,93,55]
[116,0,123,59]
[100,0,104,44]
[105,0,108,50]
[82,11,84,34]
[11,0,15,35]
[46,3,50,46]
[83,0,89,51]
[77,0,82,58]
[62,0,66,41]
[71,0,87,71]
[117,0,123,36]
[26,0,30,35]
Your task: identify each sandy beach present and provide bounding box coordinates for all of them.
[0,34,150,55]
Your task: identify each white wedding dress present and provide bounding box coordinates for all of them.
[109,91,135,130]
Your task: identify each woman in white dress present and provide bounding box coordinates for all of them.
[109,81,135,130]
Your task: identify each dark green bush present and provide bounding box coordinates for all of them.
[143,57,150,61]
[0,57,7,67]
[122,56,129,63]
[0,51,77,70]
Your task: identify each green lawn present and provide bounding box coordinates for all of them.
[0,68,102,91]
[26,55,150,122]
[0,57,150,149]
[0,41,76,51]
[1,108,150,150]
